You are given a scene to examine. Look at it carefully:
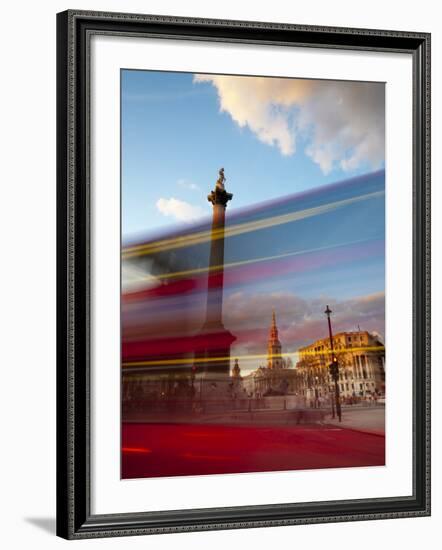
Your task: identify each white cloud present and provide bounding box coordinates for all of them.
[194,74,385,174]
[156,197,205,223]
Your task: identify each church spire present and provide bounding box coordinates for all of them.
[270,310,278,339]
[267,310,283,369]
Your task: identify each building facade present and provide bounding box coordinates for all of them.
[243,312,304,398]
[296,330,385,404]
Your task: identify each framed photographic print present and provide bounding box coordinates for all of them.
[56,10,431,539]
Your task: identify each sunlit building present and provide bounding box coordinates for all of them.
[243,312,304,398]
[296,330,385,404]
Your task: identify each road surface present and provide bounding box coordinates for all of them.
[122,421,385,479]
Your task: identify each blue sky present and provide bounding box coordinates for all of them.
[121,69,386,348]
[121,70,385,239]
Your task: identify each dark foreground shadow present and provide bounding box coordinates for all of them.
[25,517,56,535]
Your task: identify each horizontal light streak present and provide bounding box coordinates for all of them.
[122,447,152,454]
[131,237,377,283]
[122,345,384,369]
[122,190,384,259]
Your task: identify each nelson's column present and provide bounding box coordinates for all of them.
[197,168,236,401]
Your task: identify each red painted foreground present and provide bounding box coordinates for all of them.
[121,422,385,479]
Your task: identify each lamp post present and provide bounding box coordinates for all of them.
[330,388,336,418]
[314,375,319,408]
[325,305,342,422]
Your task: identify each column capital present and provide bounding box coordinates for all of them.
[207,187,233,207]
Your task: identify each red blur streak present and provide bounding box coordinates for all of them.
[122,447,152,454]
[121,422,385,479]
[122,240,383,304]
[123,277,201,303]
[122,330,239,362]
[121,241,384,362]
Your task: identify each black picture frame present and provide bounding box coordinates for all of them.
[56,9,431,539]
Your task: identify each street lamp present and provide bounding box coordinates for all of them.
[325,305,342,422]
[314,375,319,408]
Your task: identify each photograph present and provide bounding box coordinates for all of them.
[1,0,438,547]
[121,70,387,479]
[54,8,431,539]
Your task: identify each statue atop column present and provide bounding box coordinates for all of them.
[208,167,233,206]
[216,167,226,190]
